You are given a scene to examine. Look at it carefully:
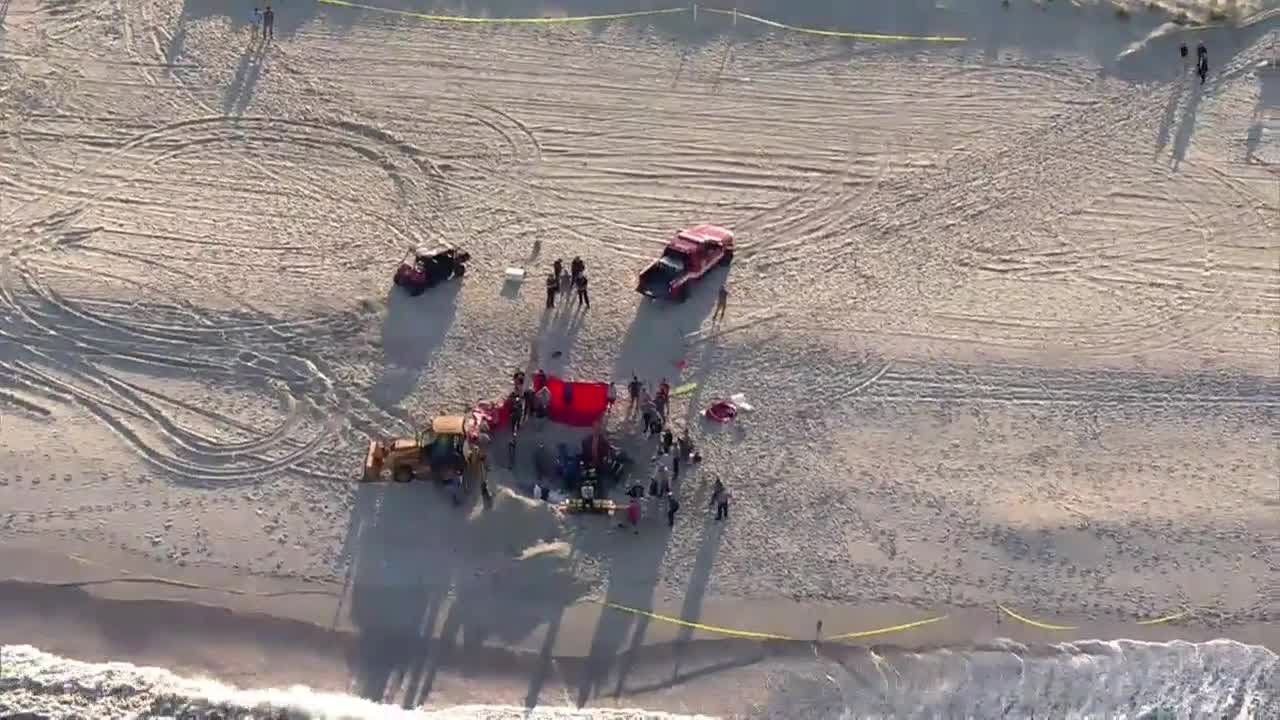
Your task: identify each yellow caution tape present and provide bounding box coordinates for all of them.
[997,603,1078,631]
[601,601,949,642]
[827,614,948,640]
[313,2,966,41]
[317,0,689,24]
[601,601,794,639]
[1137,609,1191,626]
[700,7,968,43]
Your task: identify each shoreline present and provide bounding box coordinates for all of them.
[2,541,1276,712]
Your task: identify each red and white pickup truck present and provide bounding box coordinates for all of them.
[636,224,734,302]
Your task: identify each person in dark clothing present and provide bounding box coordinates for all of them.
[509,392,524,433]
[575,274,590,309]
[660,428,674,455]
[553,258,563,278]
[1197,55,1208,84]
[709,477,725,507]
[627,375,642,415]
[671,451,680,483]
[715,490,730,521]
[1179,42,1188,63]
[570,256,585,283]
[666,493,680,527]
[545,272,558,309]
[263,5,274,38]
[533,443,551,485]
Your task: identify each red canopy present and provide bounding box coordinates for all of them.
[544,376,609,428]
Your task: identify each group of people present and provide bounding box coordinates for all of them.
[545,256,590,310]
[508,368,553,435]
[627,374,673,437]
[250,5,275,39]
[620,424,727,530]
[1180,40,1210,84]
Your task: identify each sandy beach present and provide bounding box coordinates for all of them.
[1,0,1277,714]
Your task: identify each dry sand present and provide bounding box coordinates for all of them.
[0,0,1278,709]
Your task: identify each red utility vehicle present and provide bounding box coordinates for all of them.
[636,224,733,302]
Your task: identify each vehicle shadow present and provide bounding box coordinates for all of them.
[368,282,460,414]
[613,267,725,390]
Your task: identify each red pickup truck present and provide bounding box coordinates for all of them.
[636,224,734,302]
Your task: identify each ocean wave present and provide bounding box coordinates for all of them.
[5,640,1278,719]
[753,639,1279,720]
[0,645,717,720]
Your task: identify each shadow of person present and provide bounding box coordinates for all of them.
[369,281,460,412]
[1245,69,1279,162]
[1170,80,1205,170]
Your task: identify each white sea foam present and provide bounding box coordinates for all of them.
[0,645,719,720]
[6,641,1279,719]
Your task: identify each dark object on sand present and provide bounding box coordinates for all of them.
[394,246,470,296]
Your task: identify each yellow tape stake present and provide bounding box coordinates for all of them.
[996,603,1078,631]
[827,614,948,641]
[1136,609,1191,626]
[317,0,689,24]
[701,7,968,43]
[601,601,793,640]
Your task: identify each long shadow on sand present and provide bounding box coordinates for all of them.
[368,282,459,416]
[1246,65,1280,162]
[554,272,723,707]
[613,269,724,388]
[222,39,270,116]
[340,479,583,705]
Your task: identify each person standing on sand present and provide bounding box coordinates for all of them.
[627,496,641,531]
[570,256,585,284]
[252,7,261,37]
[263,5,274,39]
[709,477,724,507]
[575,273,590,309]
[715,489,730,521]
[509,391,524,433]
[545,272,558,309]
[559,267,572,297]
[713,284,728,322]
[1197,52,1209,84]
[627,374,642,416]
[666,492,680,527]
[1180,41,1188,67]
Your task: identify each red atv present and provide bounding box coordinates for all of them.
[393,246,470,296]
[636,225,733,302]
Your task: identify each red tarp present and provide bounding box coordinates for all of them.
[544,376,609,428]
